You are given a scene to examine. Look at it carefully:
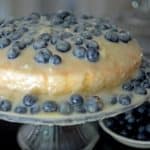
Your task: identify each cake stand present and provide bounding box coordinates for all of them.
[0,95,148,150]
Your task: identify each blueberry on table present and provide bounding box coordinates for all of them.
[10,30,23,41]
[81,31,92,40]
[42,101,57,112]
[23,94,38,107]
[49,54,62,65]
[118,95,131,105]
[86,48,100,62]
[56,40,71,52]
[15,106,27,114]
[72,46,86,59]
[12,41,26,50]
[104,31,119,43]
[57,10,71,19]
[0,100,12,111]
[0,38,11,48]
[7,47,20,59]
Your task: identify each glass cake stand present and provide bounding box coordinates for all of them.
[0,58,149,150]
[0,97,148,150]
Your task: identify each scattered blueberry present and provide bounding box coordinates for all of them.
[49,54,62,65]
[33,39,47,50]
[30,104,40,114]
[134,87,147,95]
[34,48,52,64]
[70,94,84,107]
[15,106,27,114]
[42,101,57,112]
[86,40,99,50]
[110,96,118,105]
[7,47,20,59]
[0,100,12,111]
[118,95,131,105]
[23,94,38,107]
[81,31,92,39]
[12,41,26,50]
[104,31,119,43]
[0,38,11,48]
[56,40,71,52]
[59,102,72,115]
[122,82,133,91]
[72,46,86,59]
[39,33,51,42]
[85,96,102,113]
[74,36,84,45]
[119,31,132,43]
[86,48,100,62]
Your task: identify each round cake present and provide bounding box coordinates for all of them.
[0,11,149,124]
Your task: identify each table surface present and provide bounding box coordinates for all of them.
[0,120,147,150]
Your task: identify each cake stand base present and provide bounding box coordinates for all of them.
[17,122,99,150]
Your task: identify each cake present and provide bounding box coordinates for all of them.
[0,11,149,123]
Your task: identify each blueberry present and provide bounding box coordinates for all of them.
[59,102,72,115]
[104,119,114,128]
[110,96,117,105]
[120,130,128,137]
[49,54,62,65]
[34,48,52,64]
[33,39,47,50]
[91,29,101,37]
[86,40,99,50]
[138,126,145,133]
[56,40,71,52]
[137,133,146,140]
[39,33,51,42]
[74,36,84,45]
[127,116,135,124]
[134,87,147,95]
[74,25,85,33]
[64,15,77,25]
[60,32,73,39]
[23,94,38,107]
[7,47,20,59]
[26,12,40,21]
[70,94,84,106]
[104,31,119,43]
[85,96,103,113]
[0,100,12,111]
[136,105,146,114]
[81,31,92,39]
[136,70,146,81]
[119,31,132,43]
[52,16,64,25]
[30,105,40,114]
[22,37,33,45]
[118,95,131,105]
[72,46,86,59]
[141,79,150,89]
[86,48,100,62]
[131,79,141,88]
[57,10,71,19]
[10,30,23,41]
[100,23,112,30]
[0,38,11,48]
[122,82,133,91]
[50,35,58,45]
[15,106,27,114]
[12,41,26,50]
[145,124,150,133]
[42,101,57,112]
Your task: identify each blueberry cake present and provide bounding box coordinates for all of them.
[0,11,149,123]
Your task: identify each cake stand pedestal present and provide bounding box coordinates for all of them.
[18,122,99,150]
